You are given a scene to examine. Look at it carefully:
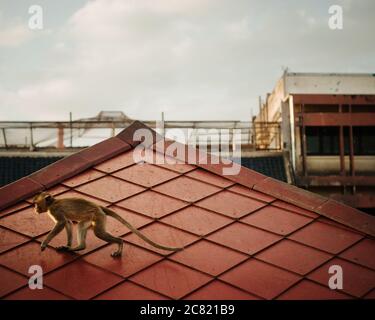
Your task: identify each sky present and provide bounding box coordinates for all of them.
[0,0,374,122]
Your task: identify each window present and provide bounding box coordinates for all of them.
[306,127,320,154]
[344,126,375,155]
[306,126,375,156]
[303,104,339,113]
[351,105,375,113]
[306,127,339,155]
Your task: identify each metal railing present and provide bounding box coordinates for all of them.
[0,120,281,151]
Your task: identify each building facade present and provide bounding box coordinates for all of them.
[255,72,375,212]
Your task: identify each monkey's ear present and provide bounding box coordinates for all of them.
[44,194,54,205]
[32,194,40,203]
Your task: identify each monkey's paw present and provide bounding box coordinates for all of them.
[56,246,71,251]
[111,251,122,258]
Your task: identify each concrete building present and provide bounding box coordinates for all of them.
[255,71,375,212]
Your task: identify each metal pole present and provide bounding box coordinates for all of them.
[348,104,355,178]
[29,123,34,151]
[70,112,73,147]
[161,112,165,137]
[338,104,345,176]
[301,104,307,178]
[2,128,8,149]
[57,125,65,149]
[111,122,116,137]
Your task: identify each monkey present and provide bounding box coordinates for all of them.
[32,192,183,257]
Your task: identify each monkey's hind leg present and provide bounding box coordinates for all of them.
[57,221,73,251]
[93,220,123,258]
[69,220,91,252]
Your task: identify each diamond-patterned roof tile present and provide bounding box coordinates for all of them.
[255,239,333,275]
[94,150,136,173]
[0,121,373,300]
[339,238,375,270]
[0,241,76,276]
[54,190,110,206]
[184,280,260,300]
[288,221,363,254]
[4,286,72,300]
[277,280,351,300]
[185,169,234,188]
[145,149,195,174]
[0,266,27,298]
[113,163,179,187]
[83,243,163,278]
[307,258,375,297]
[94,281,170,300]
[161,205,233,236]
[130,260,212,299]
[0,207,55,238]
[0,227,30,254]
[228,184,275,203]
[207,223,281,255]
[62,169,105,187]
[123,222,198,255]
[241,205,313,235]
[117,190,188,219]
[0,202,31,218]
[220,259,301,299]
[170,240,248,276]
[196,190,267,218]
[44,260,123,300]
[154,176,220,202]
[76,176,145,203]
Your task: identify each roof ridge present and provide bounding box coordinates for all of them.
[0,121,374,237]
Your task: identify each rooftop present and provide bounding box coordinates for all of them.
[0,156,63,187]
[0,152,288,188]
[285,72,375,77]
[283,71,375,95]
[233,154,288,183]
[0,121,374,300]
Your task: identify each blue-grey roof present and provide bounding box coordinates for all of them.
[232,156,287,182]
[0,154,288,187]
[0,156,63,187]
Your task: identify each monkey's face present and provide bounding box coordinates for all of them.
[32,192,53,214]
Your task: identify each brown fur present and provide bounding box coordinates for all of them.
[33,192,182,257]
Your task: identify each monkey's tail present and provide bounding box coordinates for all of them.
[101,207,183,252]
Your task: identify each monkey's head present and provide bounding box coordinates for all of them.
[32,192,55,214]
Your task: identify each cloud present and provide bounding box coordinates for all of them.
[0,24,33,47]
[0,0,374,121]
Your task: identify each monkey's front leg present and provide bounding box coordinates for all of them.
[56,221,73,251]
[41,221,66,251]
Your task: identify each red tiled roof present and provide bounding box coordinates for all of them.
[0,121,374,300]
